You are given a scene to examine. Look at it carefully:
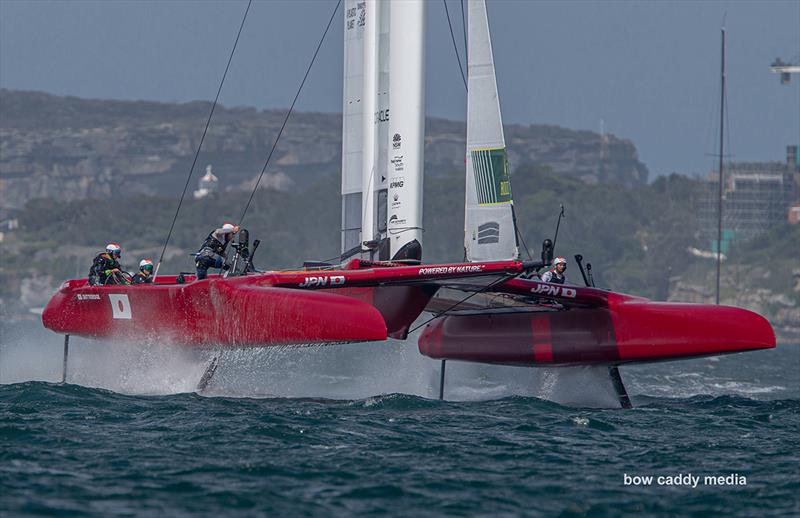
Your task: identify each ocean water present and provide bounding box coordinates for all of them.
[1,323,798,517]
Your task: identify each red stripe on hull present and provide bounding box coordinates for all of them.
[418,300,775,366]
[418,308,619,366]
[531,317,553,363]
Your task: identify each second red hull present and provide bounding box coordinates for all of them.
[418,299,776,366]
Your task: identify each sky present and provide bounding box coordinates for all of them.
[1,0,798,178]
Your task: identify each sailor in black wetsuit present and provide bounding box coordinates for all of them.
[540,256,567,284]
[195,223,239,280]
[88,243,127,285]
[131,259,154,284]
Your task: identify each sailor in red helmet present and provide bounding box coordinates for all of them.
[195,222,239,280]
[131,259,154,284]
[541,256,567,284]
[88,243,128,285]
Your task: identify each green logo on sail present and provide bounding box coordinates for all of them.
[471,147,512,205]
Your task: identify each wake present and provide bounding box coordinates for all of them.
[1,325,621,407]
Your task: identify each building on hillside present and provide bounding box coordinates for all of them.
[789,204,800,225]
[193,165,219,199]
[698,145,799,251]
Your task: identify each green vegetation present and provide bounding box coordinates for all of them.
[423,167,703,298]
[7,165,796,312]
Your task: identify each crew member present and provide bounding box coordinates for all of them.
[195,222,239,280]
[131,259,154,284]
[541,256,567,284]
[89,243,128,285]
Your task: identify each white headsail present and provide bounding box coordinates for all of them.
[464,0,519,262]
[387,0,425,261]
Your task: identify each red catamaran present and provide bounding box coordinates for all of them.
[41,1,775,406]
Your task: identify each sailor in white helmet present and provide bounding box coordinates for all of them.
[88,243,127,285]
[131,259,154,284]
[541,256,567,284]
[195,222,239,280]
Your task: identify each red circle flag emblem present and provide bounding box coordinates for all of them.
[108,294,132,319]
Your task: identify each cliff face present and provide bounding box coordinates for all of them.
[0,90,648,210]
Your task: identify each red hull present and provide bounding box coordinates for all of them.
[42,276,388,347]
[42,260,526,347]
[418,281,776,366]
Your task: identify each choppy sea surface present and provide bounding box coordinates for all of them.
[1,323,798,517]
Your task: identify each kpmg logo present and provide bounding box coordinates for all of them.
[477,222,500,244]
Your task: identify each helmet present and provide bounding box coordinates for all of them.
[106,243,121,257]
[553,256,567,266]
[139,259,154,273]
[221,222,239,234]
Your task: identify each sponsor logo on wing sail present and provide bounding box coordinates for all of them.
[477,221,500,244]
[471,147,512,206]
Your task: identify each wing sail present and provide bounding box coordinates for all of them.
[464,0,519,262]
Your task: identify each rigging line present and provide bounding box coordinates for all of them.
[552,204,565,251]
[724,68,732,163]
[443,0,467,90]
[460,0,467,67]
[238,0,342,225]
[408,273,517,334]
[515,225,533,261]
[360,162,376,243]
[154,0,252,280]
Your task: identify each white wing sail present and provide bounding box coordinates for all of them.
[341,0,365,254]
[464,0,519,262]
[387,0,425,261]
[342,0,391,256]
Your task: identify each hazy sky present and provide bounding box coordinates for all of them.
[1,0,798,178]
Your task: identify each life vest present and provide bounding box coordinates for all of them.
[88,252,120,285]
[199,232,228,256]
[542,269,565,284]
[131,272,153,284]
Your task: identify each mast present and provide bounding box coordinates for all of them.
[341,0,366,255]
[715,26,726,305]
[387,0,425,261]
[361,0,379,248]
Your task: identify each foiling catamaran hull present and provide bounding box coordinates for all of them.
[41,260,524,346]
[417,279,776,366]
